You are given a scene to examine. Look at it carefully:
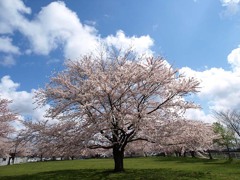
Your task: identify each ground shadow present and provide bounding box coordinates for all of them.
[154,157,220,164]
[0,168,208,180]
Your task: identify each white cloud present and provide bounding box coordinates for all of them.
[220,0,240,16]
[0,76,19,92]
[0,37,20,54]
[20,1,100,57]
[0,37,19,67]
[227,47,240,72]
[221,0,240,5]
[181,46,240,122]
[181,66,240,111]
[0,0,31,34]
[185,109,215,123]
[0,76,48,121]
[84,20,97,26]
[104,30,154,56]
[0,55,16,67]
[0,0,154,62]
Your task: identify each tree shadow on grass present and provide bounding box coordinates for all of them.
[209,158,240,166]
[0,169,209,180]
[154,157,219,164]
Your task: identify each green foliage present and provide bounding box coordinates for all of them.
[0,157,240,179]
[213,122,235,148]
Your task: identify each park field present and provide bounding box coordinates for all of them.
[0,157,240,179]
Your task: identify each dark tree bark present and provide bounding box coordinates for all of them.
[7,157,11,165]
[7,153,16,165]
[12,156,15,164]
[52,156,56,161]
[226,146,232,160]
[113,145,124,172]
[183,151,187,157]
[40,154,43,162]
[175,151,181,157]
[190,151,196,158]
[175,151,178,157]
[207,150,213,160]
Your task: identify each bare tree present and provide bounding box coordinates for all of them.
[35,49,200,172]
[213,110,240,138]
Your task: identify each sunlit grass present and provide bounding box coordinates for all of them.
[0,157,240,179]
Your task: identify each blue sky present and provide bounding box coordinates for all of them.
[1,0,240,123]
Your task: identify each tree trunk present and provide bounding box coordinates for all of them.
[12,156,15,164]
[226,146,232,160]
[7,157,11,165]
[113,146,124,172]
[183,151,187,157]
[190,151,196,158]
[52,156,56,161]
[40,154,43,162]
[207,150,213,160]
[144,152,148,157]
[175,151,178,157]
[175,151,181,157]
[7,153,16,165]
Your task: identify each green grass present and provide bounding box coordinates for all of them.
[0,157,240,179]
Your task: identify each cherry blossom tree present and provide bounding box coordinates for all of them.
[125,140,153,157]
[0,98,17,139]
[6,134,28,165]
[20,119,87,161]
[157,120,217,159]
[36,49,200,171]
[19,120,54,161]
[0,98,18,158]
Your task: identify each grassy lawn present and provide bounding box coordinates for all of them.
[0,157,240,179]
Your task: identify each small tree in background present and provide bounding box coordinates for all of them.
[213,122,236,159]
[213,110,240,139]
[36,49,200,172]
